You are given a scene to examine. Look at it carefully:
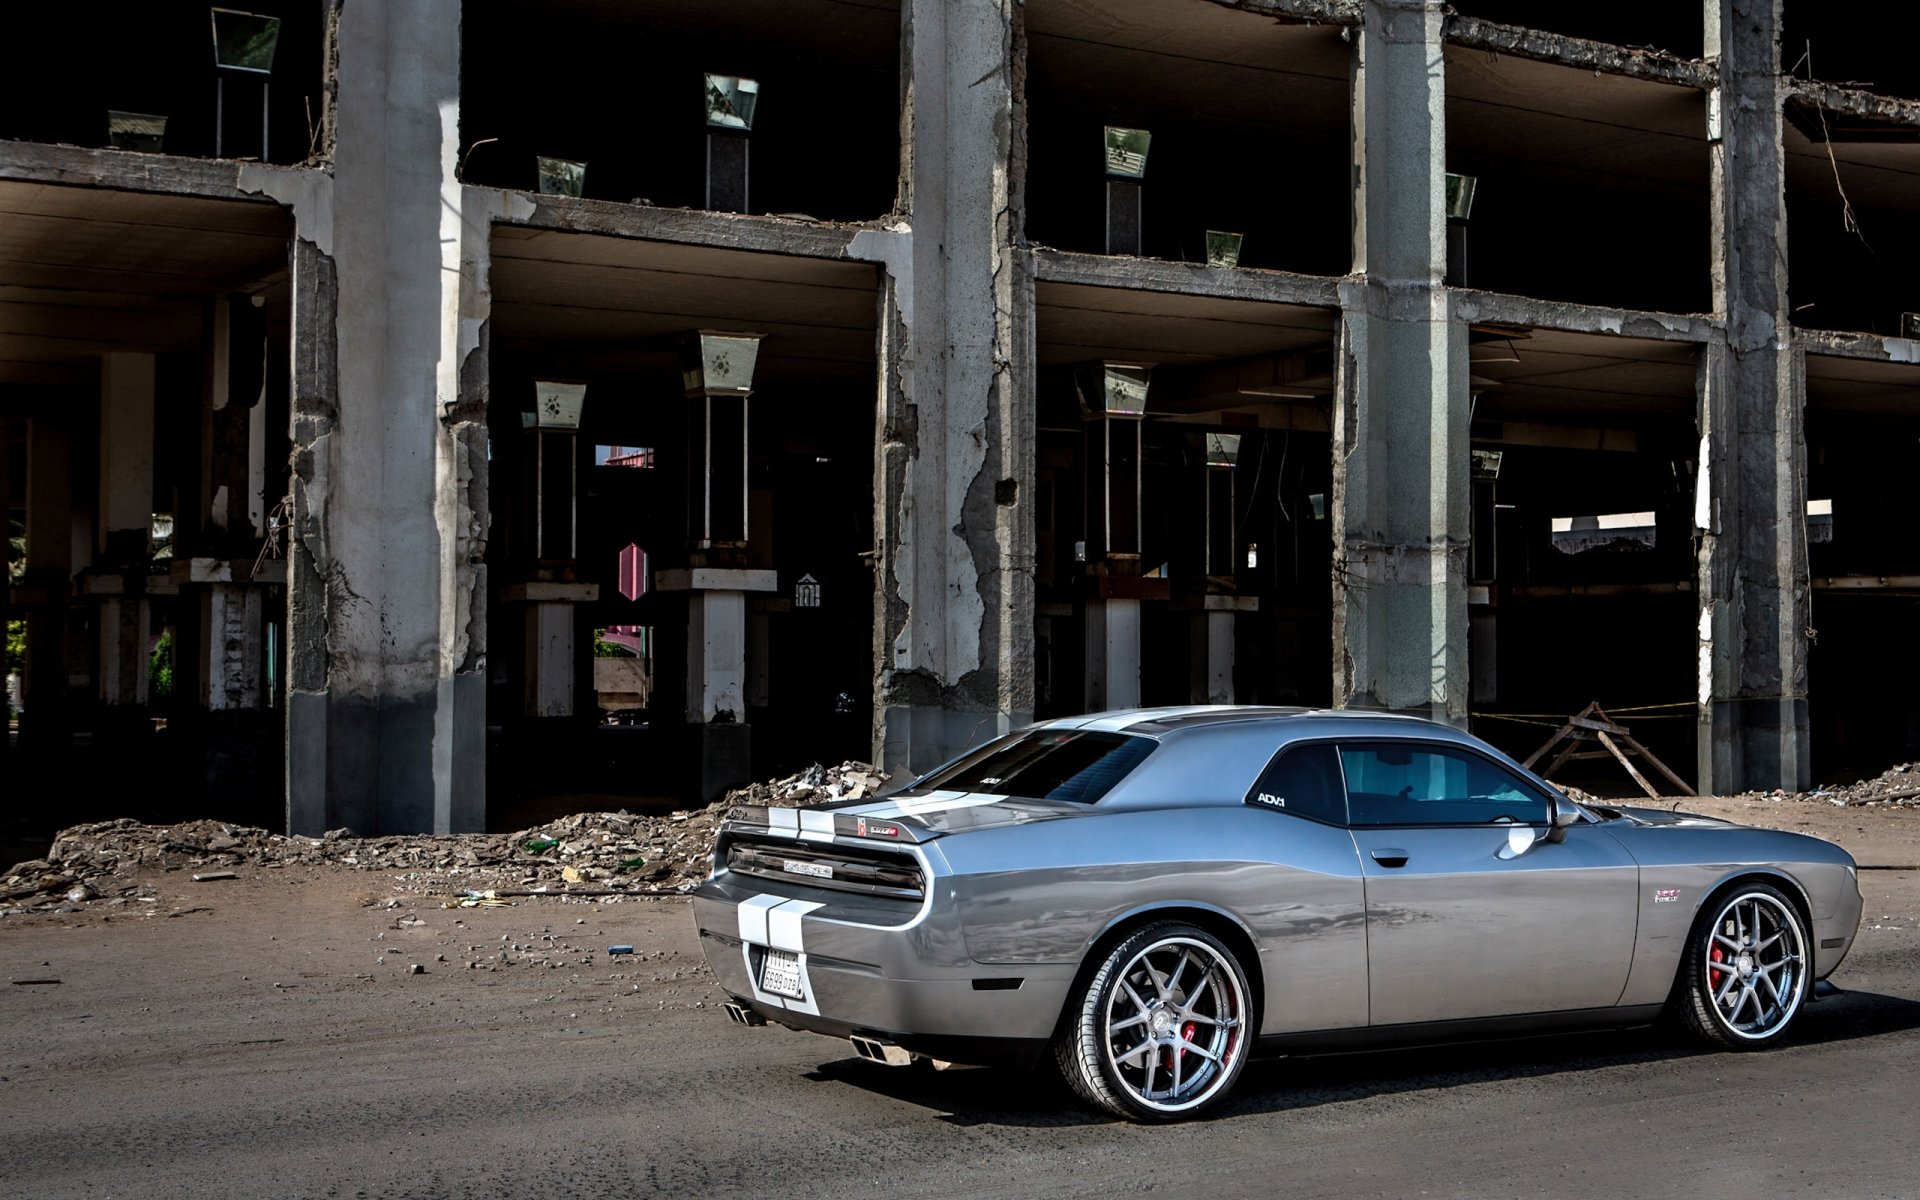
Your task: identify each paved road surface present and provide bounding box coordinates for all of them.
[2,870,1917,1200]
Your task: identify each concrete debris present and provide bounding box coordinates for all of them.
[1735,762,1920,809]
[0,760,890,915]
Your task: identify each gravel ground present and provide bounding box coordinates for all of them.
[1,781,1916,1199]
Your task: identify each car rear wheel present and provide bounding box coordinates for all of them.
[1055,922,1252,1121]
[1675,882,1810,1050]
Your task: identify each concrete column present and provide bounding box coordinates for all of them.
[1185,597,1259,705]
[284,1,495,835]
[502,582,598,719]
[661,567,775,802]
[1332,0,1470,724]
[872,0,1033,774]
[21,420,73,737]
[1697,0,1809,793]
[201,582,265,710]
[1084,597,1141,711]
[96,352,156,707]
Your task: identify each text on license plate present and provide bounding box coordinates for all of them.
[782,860,833,879]
[760,947,804,999]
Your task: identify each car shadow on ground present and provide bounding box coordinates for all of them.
[805,988,1920,1128]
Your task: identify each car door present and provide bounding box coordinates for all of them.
[1340,740,1639,1026]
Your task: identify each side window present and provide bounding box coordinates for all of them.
[1339,743,1550,827]
[1244,743,1347,825]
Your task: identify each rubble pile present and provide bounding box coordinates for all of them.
[1736,762,1920,809]
[0,760,889,916]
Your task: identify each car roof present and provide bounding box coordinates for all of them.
[1035,705,1457,740]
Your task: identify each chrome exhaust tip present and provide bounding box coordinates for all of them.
[724,1001,767,1026]
[850,1035,914,1067]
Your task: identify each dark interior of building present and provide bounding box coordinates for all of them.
[485,229,880,823]
[0,0,328,166]
[460,0,902,223]
[1021,1,1351,276]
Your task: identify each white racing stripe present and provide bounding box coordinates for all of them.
[736,893,785,947]
[738,893,825,1016]
[797,809,836,843]
[767,808,800,835]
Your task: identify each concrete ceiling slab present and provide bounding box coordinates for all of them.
[1446,48,1708,197]
[0,180,291,386]
[1025,0,1350,138]
[1034,280,1336,366]
[500,0,900,69]
[1805,352,1920,415]
[489,227,879,382]
[1785,125,1920,216]
[1469,327,1699,422]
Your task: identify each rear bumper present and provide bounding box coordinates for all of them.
[692,874,1077,1051]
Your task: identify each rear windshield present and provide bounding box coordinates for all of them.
[914,729,1154,804]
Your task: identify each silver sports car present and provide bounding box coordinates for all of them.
[691,707,1863,1120]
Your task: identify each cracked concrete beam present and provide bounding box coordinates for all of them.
[1451,289,1715,342]
[1444,16,1714,89]
[1787,81,1920,128]
[1028,248,1345,308]
[498,193,875,260]
[0,138,319,202]
[1796,329,1920,365]
[1203,0,1360,24]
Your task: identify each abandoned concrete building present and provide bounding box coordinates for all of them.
[3,0,1919,836]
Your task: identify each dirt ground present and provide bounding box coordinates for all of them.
[1,794,1917,1199]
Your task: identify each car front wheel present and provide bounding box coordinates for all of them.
[1675,882,1811,1050]
[1055,921,1252,1121]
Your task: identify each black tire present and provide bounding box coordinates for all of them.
[1674,881,1811,1050]
[1054,921,1253,1121]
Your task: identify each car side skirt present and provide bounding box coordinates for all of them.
[1254,1003,1669,1058]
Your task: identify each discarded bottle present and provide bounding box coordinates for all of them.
[608,945,635,955]
[523,838,559,853]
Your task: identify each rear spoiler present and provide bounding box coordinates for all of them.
[724,804,938,845]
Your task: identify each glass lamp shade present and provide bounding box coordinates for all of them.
[533,381,588,430]
[1077,361,1151,418]
[107,111,167,152]
[536,157,587,197]
[211,8,280,73]
[1205,231,1244,268]
[705,75,761,130]
[1104,127,1151,178]
[1446,172,1478,221]
[681,331,764,396]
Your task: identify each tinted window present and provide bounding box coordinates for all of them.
[1245,743,1346,825]
[1339,743,1550,827]
[915,730,1154,804]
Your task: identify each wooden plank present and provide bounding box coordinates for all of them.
[1616,732,1696,796]
[1595,730,1661,800]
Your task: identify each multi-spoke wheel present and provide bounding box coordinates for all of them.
[1675,882,1810,1050]
[1055,922,1252,1120]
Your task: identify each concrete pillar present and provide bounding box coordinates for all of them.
[502,583,598,719]
[284,1,493,835]
[21,420,73,737]
[1332,0,1470,724]
[96,352,156,707]
[201,581,265,710]
[873,0,1033,774]
[1084,597,1141,711]
[1185,597,1259,705]
[1697,0,1809,793]
[661,567,775,802]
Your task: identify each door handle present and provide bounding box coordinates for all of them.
[1369,848,1410,868]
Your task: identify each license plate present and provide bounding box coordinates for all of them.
[759,947,804,999]
[782,860,833,880]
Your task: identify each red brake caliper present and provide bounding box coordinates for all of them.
[1709,944,1725,991]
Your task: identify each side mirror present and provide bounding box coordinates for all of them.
[1546,793,1581,843]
